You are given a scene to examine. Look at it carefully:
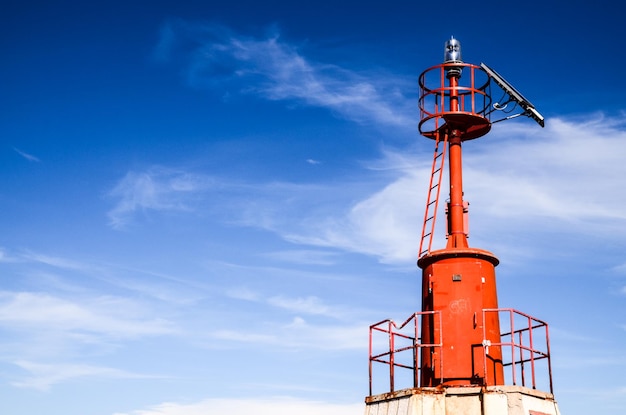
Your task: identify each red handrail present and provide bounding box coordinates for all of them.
[418,62,492,138]
[368,308,553,396]
[482,308,553,393]
[368,311,442,395]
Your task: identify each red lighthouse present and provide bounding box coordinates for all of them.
[366,38,561,415]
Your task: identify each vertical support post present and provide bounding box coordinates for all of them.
[519,328,526,387]
[510,311,517,386]
[369,326,373,396]
[446,74,469,249]
[389,321,395,392]
[528,315,536,389]
[546,324,554,394]
[413,314,419,387]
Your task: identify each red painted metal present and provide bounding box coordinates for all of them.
[418,63,492,257]
[367,47,555,397]
[418,250,503,386]
[418,63,491,141]
[482,309,554,393]
[368,308,553,395]
[369,311,443,395]
[416,61,505,387]
[418,131,448,257]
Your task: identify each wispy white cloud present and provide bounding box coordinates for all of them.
[225,286,261,301]
[0,289,180,377]
[261,249,339,265]
[113,397,362,415]
[126,22,626,265]
[0,291,176,341]
[107,164,422,263]
[13,147,40,162]
[283,170,424,264]
[0,247,19,263]
[105,115,626,265]
[226,287,357,320]
[22,251,93,271]
[267,295,332,315]
[209,317,366,351]
[266,115,626,262]
[110,113,626,264]
[11,360,163,391]
[106,167,217,229]
[145,20,626,264]
[155,20,415,129]
[549,327,604,344]
[13,250,209,305]
[466,116,626,223]
[611,262,626,275]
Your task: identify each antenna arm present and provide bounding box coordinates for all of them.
[491,112,525,124]
[491,108,545,126]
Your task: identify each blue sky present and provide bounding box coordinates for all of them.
[1,1,625,414]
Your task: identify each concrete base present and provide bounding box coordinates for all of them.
[365,386,561,415]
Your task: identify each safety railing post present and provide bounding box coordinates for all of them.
[389,320,395,392]
[413,314,419,388]
[478,309,554,392]
[518,327,525,388]
[369,325,373,396]
[527,315,536,389]
[367,311,445,395]
[546,323,553,394]
[510,310,517,386]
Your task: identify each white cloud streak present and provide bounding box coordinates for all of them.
[282,169,424,263]
[466,116,626,223]
[260,249,340,265]
[155,20,415,128]
[212,287,369,351]
[13,147,40,162]
[106,114,626,265]
[22,251,94,271]
[0,290,176,390]
[267,295,332,315]
[11,361,162,391]
[106,167,218,229]
[114,397,362,415]
[144,21,626,265]
[0,291,176,339]
[209,317,366,351]
[143,22,626,266]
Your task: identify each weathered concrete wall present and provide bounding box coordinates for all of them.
[364,386,561,415]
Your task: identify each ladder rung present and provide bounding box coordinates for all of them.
[420,135,446,256]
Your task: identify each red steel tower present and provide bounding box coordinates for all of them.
[366,38,561,415]
[417,37,504,388]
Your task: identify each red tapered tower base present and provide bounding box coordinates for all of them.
[418,248,504,387]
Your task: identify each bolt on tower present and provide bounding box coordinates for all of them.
[365,38,561,415]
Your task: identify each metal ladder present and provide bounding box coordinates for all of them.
[418,130,448,257]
